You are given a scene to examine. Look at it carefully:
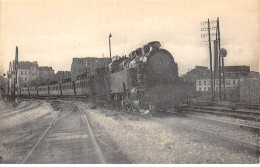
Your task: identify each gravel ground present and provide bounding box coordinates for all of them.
[77,101,259,164]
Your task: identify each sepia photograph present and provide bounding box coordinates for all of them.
[0,0,259,164]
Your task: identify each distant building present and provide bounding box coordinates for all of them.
[37,66,54,79]
[223,65,250,77]
[182,66,211,97]
[17,61,38,87]
[7,61,55,87]
[71,57,111,81]
[196,75,239,92]
[54,71,71,83]
[195,66,259,104]
[182,66,210,83]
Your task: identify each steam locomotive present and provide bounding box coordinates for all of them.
[5,41,187,114]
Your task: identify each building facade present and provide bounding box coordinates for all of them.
[7,61,55,87]
[195,70,259,104]
[54,71,71,83]
[71,57,111,81]
[17,61,38,87]
[37,66,54,79]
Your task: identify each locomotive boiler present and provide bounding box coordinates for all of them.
[108,41,186,114]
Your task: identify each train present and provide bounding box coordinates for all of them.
[4,41,188,114]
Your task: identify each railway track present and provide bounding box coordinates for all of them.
[0,101,43,119]
[15,101,130,163]
[182,106,260,121]
[177,112,260,133]
[0,101,33,115]
[164,112,260,153]
[235,103,260,110]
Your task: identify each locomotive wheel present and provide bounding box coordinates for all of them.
[121,99,134,112]
[148,103,155,116]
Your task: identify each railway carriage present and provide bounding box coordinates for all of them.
[75,79,92,96]
[49,84,61,96]
[29,87,37,96]
[38,85,49,96]
[21,87,29,96]
[61,82,75,96]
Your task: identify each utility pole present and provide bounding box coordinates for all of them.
[15,46,18,98]
[207,19,214,102]
[8,62,12,97]
[201,19,217,102]
[109,33,112,61]
[217,17,222,101]
[213,40,218,95]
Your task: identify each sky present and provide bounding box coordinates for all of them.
[0,0,259,75]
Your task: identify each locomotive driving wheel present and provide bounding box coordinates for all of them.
[148,103,155,116]
[121,99,134,112]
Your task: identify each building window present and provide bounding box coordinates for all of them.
[199,81,201,85]
[25,71,27,75]
[208,87,211,91]
[25,78,27,81]
[21,71,23,75]
[233,80,236,85]
[199,87,202,91]
[204,81,207,85]
[216,87,218,91]
[209,80,211,85]
[204,87,206,91]
[216,80,218,84]
[226,80,230,85]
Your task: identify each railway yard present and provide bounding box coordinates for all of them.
[0,99,259,164]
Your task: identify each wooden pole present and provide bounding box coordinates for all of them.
[217,17,222,101]
[207,19,214,102]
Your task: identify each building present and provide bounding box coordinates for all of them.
[196,76,239,92]
[54,71,71,83]
[223,65,250,77]
[181,66,211,98]
[182,66,210,83]
[195,67,259,104]
[7,61,55,87]
[196,65,252,92]
[17,61,38,87]
[37,66,54,79]
[71,57,111,81]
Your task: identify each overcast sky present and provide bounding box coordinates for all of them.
[0,0,259,75]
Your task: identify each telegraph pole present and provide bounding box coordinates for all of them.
[15,46,18,96]
[217,17,222,101]
[109,33,112,61]
[207,19,214,102]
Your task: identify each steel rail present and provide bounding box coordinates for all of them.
[171,118,260,152]
[21,104,75,164]
[0,102,32,115]
[1,101,33,115]
[74,102,106,164]
[1,102,43,119]
[187,105,260,115]
[173,112,260,133]
[183,107,260,121]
